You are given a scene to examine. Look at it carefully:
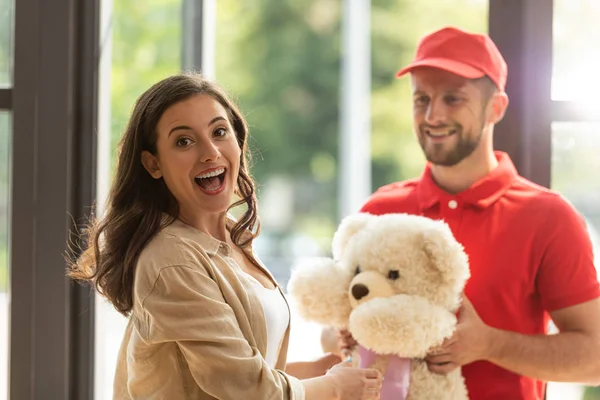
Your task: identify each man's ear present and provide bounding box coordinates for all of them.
[489,91,509,124]
[141,150,162,179]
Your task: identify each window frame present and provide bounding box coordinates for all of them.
[489,0,553,188]
[0,90,10,110]
[9,0,99,398]
[490,0,600,189]
[6,0,588,398]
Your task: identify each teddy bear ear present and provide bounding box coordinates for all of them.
[332,213,373,260]
[420,219,470,288]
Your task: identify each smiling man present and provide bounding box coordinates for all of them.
[332,26,600,400]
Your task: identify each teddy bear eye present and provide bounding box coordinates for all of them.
[388,270,400,280]
[355,266,361,275]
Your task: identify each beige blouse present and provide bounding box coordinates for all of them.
[112,218,305,400]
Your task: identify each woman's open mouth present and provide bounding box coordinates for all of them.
[194,167,226,195]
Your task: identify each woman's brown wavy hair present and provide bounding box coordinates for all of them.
[68,73,259,316]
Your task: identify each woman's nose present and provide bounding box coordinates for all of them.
[200,141,221,162]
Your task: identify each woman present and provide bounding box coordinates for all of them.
[69,74,382,400]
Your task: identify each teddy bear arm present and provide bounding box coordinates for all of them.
[287,257,353,328]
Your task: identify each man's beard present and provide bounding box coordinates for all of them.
[418,122,483,167]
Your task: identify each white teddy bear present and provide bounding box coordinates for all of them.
[288,213,471,400]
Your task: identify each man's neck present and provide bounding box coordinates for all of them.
[430,150,498,194]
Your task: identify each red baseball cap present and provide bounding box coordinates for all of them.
[396,27,508,91]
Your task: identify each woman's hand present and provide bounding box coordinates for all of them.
[326,362,382,400]
[316,353,344,375]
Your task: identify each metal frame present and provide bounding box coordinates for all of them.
[181,0,215,79]
[338,0,371,220]
[489,0,598,188]
[181,0,205,73]
[0,89,11,110]
[489,0,554,189]
[10,0,99,398]
[552,100,600,122]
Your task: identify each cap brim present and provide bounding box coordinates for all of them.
[396,58,485,79]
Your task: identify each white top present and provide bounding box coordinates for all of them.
[246,275,290,367]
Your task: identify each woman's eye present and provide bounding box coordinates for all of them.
[176,137,192,147]
[214,128,228,138]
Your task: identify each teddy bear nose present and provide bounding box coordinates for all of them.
[351,283,369,300]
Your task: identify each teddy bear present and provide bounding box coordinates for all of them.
[287,212,471,400]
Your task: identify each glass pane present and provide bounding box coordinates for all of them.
[94,1,183,399]
[216,0,488,362]
[0,112,12,400]
[552,0,600,101]
[546,121,600,400]
[370,0,489,188]
[0,0,14,86]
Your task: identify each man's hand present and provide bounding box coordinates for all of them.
[425,296,495,374]
[320,326,358,358]
[338,329,358,359]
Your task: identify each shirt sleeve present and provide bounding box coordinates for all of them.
[536,195,600,312]
[138,264,305,400]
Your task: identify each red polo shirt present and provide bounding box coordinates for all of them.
[360,152,600,400]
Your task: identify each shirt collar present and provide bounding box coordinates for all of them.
[163,215,253,257]
[417,151,518,210]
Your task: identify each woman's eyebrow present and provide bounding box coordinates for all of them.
[167,116,228,137]
[168,125,192,137]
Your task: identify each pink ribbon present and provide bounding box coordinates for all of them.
[358,346,411,400]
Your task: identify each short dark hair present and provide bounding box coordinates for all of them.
[473,75,499,102]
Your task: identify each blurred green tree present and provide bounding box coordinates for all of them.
[0,0,13,292]
[215,0,487,242]
[0,0,490,290]
[109,0,183,170]
[584,386,600,400]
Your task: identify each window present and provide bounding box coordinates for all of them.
[94,1,183,399]
[370,0,489,189]
[216,0,488,362]
[552,0,600,103]
[546,1,600,399]
[551,121,600,269]
[0,0,13,87]
[546,122,600,400]
[0,0,13,397]
[0,112,11,400]
[7,0,596,397]
[551,122,600,225]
